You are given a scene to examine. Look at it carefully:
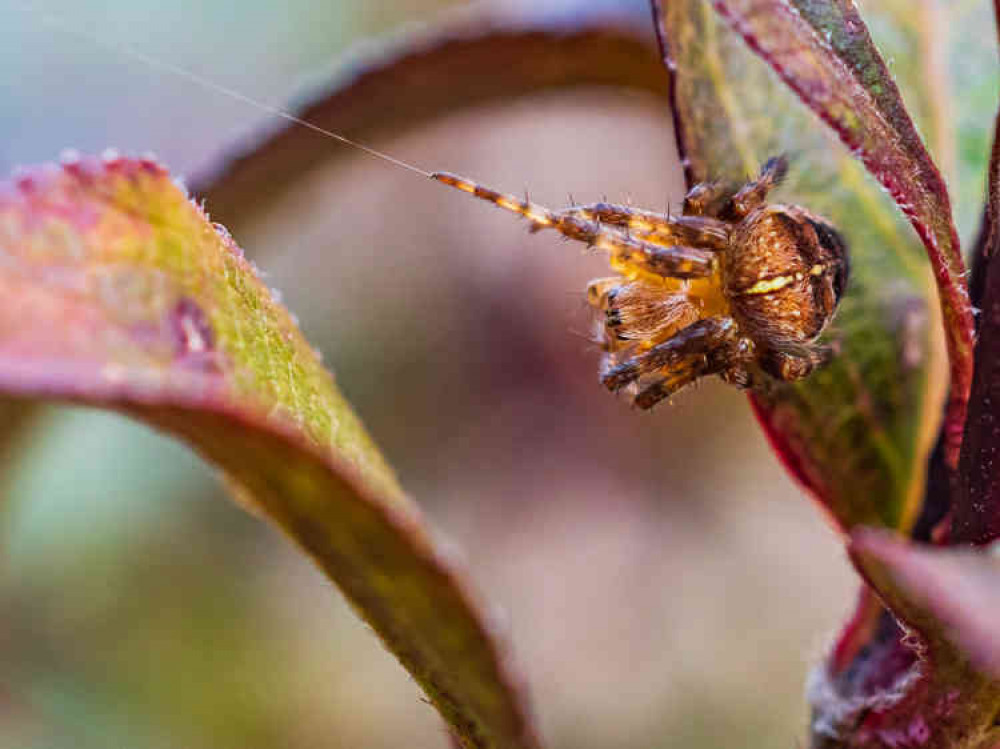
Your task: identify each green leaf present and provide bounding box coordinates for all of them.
[696,0,975,469]
[0,155,542,749]
[658,0,946,533]
[0,397,35,468]
[0,3,669,489]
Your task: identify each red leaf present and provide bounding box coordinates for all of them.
[957,105,1000,545]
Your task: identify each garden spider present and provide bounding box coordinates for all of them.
[433,155,849,408]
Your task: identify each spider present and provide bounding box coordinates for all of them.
[432,156,849,408]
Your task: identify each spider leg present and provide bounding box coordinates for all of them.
[723,155,790,220]
[759,342,834,382]
[601,317,739,394]
[633,357,716,409]
[588,278,701,347]
[612,241,716,280]
[586,277,623,310]
[546,203,730,251]
[682,180,738,217]
[433,172,717,279]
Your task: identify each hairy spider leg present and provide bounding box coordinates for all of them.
[681,155,790,220]
[543,203,731,251]
[760,343,835,382]
[588,278,702,346]
[633,356,719,409]
[725,154,790,220]
[624,318,743,409]
[601,317,740,392]
[587,277,624,310]
[683,180,738,217]
[432,172,717,279]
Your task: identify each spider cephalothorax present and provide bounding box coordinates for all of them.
[433,156,849,407]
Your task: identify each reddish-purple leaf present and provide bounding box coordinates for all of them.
[192,4,664,231]
[957,107,1000,545]
[840,529,1000,748]
[0,156,542,749]
[853,529,1000,680]
[702,0,975,470]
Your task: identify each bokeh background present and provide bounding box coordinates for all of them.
[0,1,870,747]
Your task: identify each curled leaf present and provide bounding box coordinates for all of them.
[0,156,542,749]
[658,0,945,533]
[701,0,974,469]
[843,529,1000,748]
[655,3,995,742]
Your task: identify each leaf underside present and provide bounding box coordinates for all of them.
[660,0,944,537]
[702,0,974,470]
[0,157,541,749]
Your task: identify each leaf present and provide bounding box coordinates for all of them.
[0,155,542,749]
[0,398,36,467]
[694,0,975,469]
[654,4,997,741]
[191,2,666,231]
[1,2,667,459]
[956,103,1000,546]
[845,529,1000,748]
[852,529,1000,681]
[657,0,946,534]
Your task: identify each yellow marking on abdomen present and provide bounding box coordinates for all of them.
[741,274,794,295]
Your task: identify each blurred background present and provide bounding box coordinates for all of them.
[0,1,863,747]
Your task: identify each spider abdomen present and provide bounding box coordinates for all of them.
[724,204,847,349]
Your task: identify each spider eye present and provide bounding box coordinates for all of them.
[806,218,850,303]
